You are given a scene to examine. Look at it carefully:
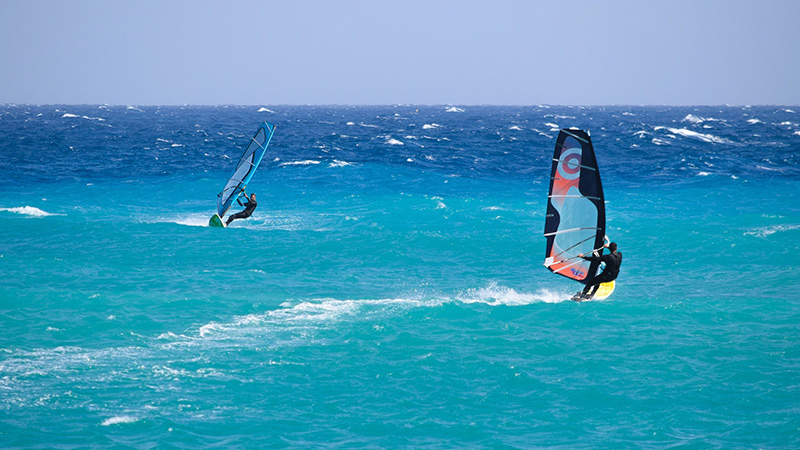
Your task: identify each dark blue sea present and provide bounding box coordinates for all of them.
[1,104,799,448]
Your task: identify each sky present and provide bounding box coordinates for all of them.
[1,0,799,105]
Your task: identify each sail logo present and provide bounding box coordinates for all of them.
[570,268,585,277]
[559,150,582,179]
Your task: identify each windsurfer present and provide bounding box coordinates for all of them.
[225,192,257,225]
[578,242,622,299]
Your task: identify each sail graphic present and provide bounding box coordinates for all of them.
[216,122,276,217]
[543,129,606,284]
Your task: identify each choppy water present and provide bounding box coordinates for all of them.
[1,104,799,448]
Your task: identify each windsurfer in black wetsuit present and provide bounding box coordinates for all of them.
[225,192,257,226]
[578,242,622,299]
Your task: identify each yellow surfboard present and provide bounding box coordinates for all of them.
[571,280,615,302]
[592,280,615,300]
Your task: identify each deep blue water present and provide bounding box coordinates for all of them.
[1,104,799,448]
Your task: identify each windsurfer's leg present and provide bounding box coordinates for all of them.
[226,212,246,225]
[226,211,250,223]
[582,273,613,297]
[581,283,598,297]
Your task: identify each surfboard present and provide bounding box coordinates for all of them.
[209,213,226,228]
[570,280,615,302]
[593,280,615,300]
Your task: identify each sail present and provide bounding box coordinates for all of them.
[216,122,276,217]
[543,129,606,284]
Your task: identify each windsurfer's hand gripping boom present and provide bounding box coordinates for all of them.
[543,236,610,267]
[578,241,610,258]
[237,189,248,206]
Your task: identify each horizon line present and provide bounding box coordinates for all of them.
[3,103,799,108]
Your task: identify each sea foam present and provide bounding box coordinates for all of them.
[61,113,105,122]
[457,282,567,305]
[654,127,733,144]
[744,224,800,238]
[279,160,321,166]
[329,160,353,168]
[101,416,139,426]
[0,206,60,217]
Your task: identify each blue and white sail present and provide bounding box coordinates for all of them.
[216,122,276,217]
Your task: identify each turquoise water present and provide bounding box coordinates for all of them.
[1,105,799,447]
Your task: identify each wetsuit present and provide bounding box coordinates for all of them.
[580,251,623,297]
[225,197,257,225]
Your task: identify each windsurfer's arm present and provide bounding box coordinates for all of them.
[236,189,248,206]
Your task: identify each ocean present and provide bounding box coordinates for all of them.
[1,104,799,448]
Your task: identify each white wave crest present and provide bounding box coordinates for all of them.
[681,114,705,123]
[422,123,441,130]
[445,106,465,113]
[198,297,443,337]
[651,138,670,146]
[654,127,732,144]
[457,282,566,306]
[0,206,60,217]
[257,107,274,113]
[276,298,438,323]
[279,160,321,166]
[509,125,523,131]
[747,118,763,125]
[172,215,211,227]
[192,282,585,342]
[61,113,105,122]
[101,416,139,426]
[744,224,800,238]
[386,138,404,146]
[329,160,353,168]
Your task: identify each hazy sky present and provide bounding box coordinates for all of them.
[1,0,798,105]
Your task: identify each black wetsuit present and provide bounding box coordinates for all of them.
[580,251,623,297]
[226,198,257,225]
